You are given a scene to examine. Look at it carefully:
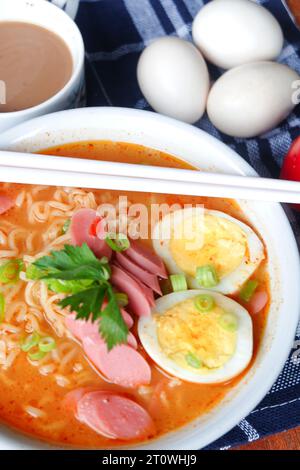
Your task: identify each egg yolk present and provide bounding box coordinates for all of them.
[169,214,248,278]
[155,297,237,372]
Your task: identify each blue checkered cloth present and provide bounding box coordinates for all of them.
[61,0,300,449]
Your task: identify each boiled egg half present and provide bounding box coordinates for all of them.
[138,290,253,384]
[152,208,264,295]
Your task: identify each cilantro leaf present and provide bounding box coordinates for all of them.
[99,285,128,350]
[46,279,95,294]
[33,243,110,281]
[59,286,106,321]
[59,284,128,350]
[26,264,95,293]
[28,244,129,350]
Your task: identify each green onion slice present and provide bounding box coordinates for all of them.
[0,293,5,322]
[196,265,219,288]
[28,348,47,361]
[21,332,41,352]
[239,280,258,302]
[185,352,202,369]
[115,293,129,307]
[62,219,71,234]
[194,294,215,313]
[219,313,238,332]
[99,264,111,280]
[0,259,24,284]
[170,274,187,292]
[38,336,56,353]
[105,233,130,252]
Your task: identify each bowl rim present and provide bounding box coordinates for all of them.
[0,106,299,450]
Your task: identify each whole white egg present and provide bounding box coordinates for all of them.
[192,0,284,69]
[137,37,210,124]
[207,62,299,138]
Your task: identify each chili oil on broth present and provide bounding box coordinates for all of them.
[0,142,269,447]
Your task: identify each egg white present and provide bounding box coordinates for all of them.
[138,290,253,384]
[152,207,264,295]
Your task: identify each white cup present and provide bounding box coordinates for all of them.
[48,0,80,20]
[0,0,85,133]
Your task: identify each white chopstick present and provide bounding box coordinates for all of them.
[0,150,299,203]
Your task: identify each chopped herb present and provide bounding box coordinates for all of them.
[105,233,130,252]
[62,219,71,234]
[185,352,202,369]
[0,293,5,322]
[0,259,23,284]
[194,294,215,313]
[196,265,219,288]
[115,292,129,307]
[239,280,258,302]
[29,244,128,350]
[38,336,56,353]
[21,332,41,352]
[170,274,187,292]
[219,313,238,332]
[28,349,47,361]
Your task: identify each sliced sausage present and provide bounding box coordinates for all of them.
[111,265,152,317]
[71,209,112,259]
[114,261,155,307]
[63,387,95,413]
[248,290,269,315]
[65,314,99,341]
[0,194,14,215]
[125,239,167,279]
[77,391,155,440]
[65,312,136,348]
[115,252,162,295]
[83,334,151,387]
[121,309,134,329]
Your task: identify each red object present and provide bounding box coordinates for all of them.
[0,194,14,215]
[71,209,112,259]
[89,216,101,236]
[280,136,300,211]
[76,391,155,440]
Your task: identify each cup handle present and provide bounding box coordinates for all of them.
[49,0,80,20]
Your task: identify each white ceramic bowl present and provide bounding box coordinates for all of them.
[0,0,85,133]
[0,107,299,450]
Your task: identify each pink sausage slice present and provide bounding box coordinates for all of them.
[121,309,134,329]
[248,290,268,315]
[125,239,167,279]
[71,209,112,259]
[116,252,162,295]
[65,312,136,348]
[83,334,151,387]
[0,194,14,215]
[111,265,152,317]
[77,391,155,440]
[63,387,95,413]
[113,261,155,307]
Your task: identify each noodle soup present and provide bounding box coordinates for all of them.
[0,142,269,447]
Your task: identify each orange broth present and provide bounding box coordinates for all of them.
[0,141,269,447]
